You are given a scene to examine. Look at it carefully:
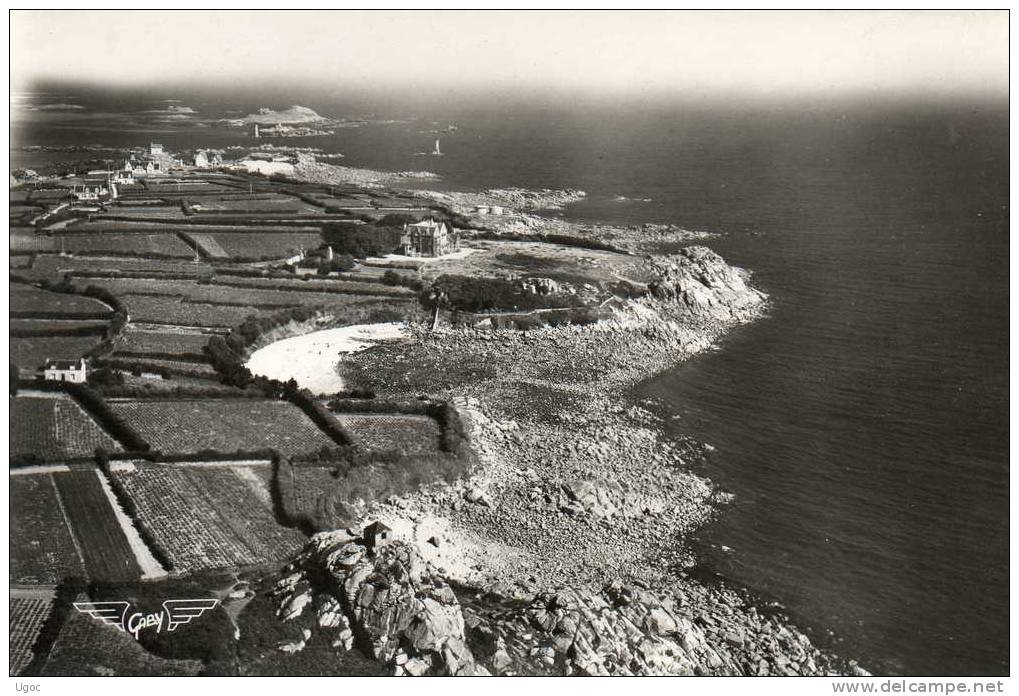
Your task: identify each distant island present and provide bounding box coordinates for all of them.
[226,105,334,126]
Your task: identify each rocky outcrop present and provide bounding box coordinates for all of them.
[272,532,488,676]
[647,246,766,320]
[271,533,847,676]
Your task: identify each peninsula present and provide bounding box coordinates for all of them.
[9,142,862,677]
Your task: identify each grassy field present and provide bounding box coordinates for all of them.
[10,318,109,335]
[105,357,220,379]
[107,398,339,456]
[11,396,122,461]
[10,593,55,676]
[115,295,275,329]
[114,328,212,356]
[10,335,104,370]
[113,465,305,573]
[215,275,415,297]
[40,593,203,676]
[52,471,143,582]
[203,232,322,259]
[10,474,87,584]
[28,255,212,279]
[54,233,196,258]
[335,413,442,454]
[11,228,56,252]
[77,277,387,307]
[184,233,229,258]
[102,205,188,220]
[10,282,112,316]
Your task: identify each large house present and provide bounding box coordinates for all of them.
[400,219,459,257]
[39,358,88,383]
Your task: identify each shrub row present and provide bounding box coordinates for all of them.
[10,325,107,338]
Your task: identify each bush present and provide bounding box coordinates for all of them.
[428,274,582,313]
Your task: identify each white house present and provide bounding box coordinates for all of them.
[40,358,88,383]
[114,162,135,185]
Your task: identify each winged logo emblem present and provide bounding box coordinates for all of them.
[72,601,131,631]
[163,599,220,632]
[73,598,220,639]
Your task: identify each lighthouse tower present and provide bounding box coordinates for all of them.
[253,123,260,139]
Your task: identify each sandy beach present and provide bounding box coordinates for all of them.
[245,322,409,394]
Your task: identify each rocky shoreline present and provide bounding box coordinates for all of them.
[269,244,866,675]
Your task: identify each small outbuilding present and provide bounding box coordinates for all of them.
[362,521,396,551]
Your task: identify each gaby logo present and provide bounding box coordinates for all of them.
[73,599,220,640]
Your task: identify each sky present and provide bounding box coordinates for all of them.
[10,10,1009,100]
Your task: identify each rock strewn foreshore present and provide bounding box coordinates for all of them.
[413,187,587,212]
[269,247,861,675]
[292,160,438,188]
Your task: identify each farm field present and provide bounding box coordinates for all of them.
[10,318,108,335]
[10,395,122,461]
[335,413,442,454]
[53,233,195,258]
[203,232,322,259]
[114,295,275,328]
[105,356,219,378]
[101,205,188,219]
[63,220,320,234]
[52,470,143,582]
[107,398,339,456]
[10,474,86,584]
[28,254,212,279]
[40,594,203,676]
[85,277,404,309]
[10,282,112,316]
[184,233,229,258]
[114,328,212,356]
[215,275,414,296]
[112,465,305,573]
[11,228,55,252]
[11,335,105,370]
[193,195,320,213]
[10,592,55,676]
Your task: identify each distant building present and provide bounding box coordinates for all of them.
[115,161,135,185]
[150,143,164,156]
[72,181,110,201]
[39,358,88,383]
[400,219,459,257]
[194,151,210,168]
[363,521,396,550]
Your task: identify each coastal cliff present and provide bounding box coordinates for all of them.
[262,244,857,675]
[272,533,845,676]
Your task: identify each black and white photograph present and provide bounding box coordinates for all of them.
[6,8,1010,685]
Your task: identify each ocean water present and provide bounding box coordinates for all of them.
[12,91,1009,674]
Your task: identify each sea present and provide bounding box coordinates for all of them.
[11,88,1009,675]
